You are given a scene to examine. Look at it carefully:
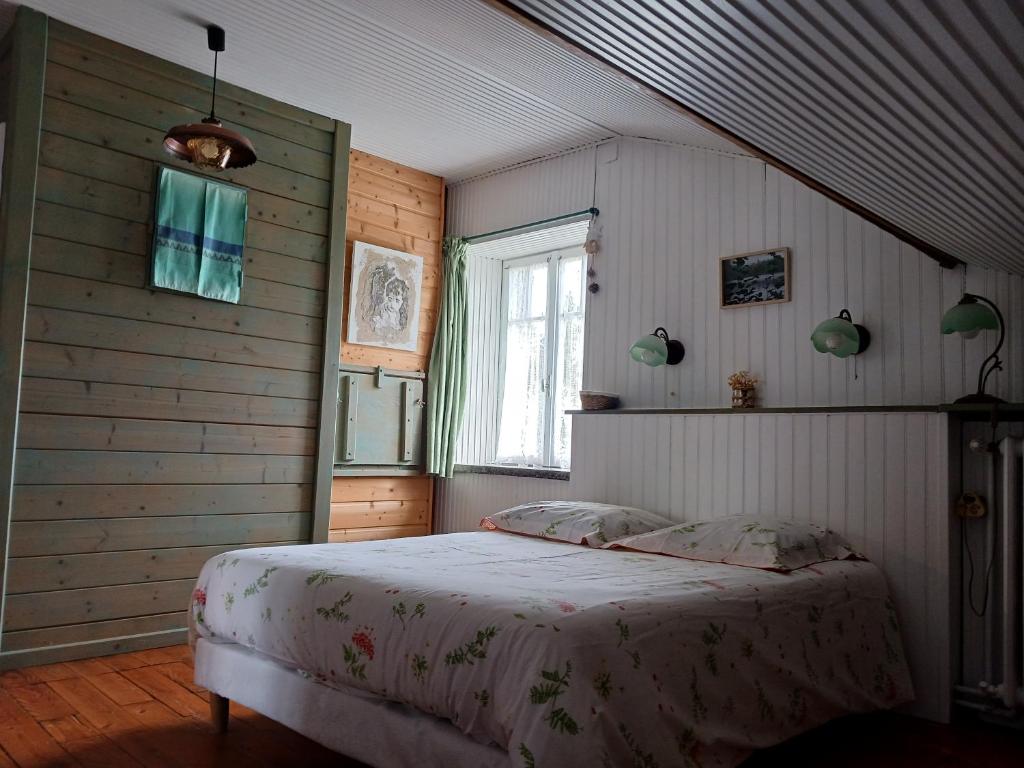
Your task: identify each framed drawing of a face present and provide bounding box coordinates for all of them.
[346,241,423,351]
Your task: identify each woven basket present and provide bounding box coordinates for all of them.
[580,391,620,411]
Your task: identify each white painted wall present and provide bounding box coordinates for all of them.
[441,137,1024,722]
[436,411,953,722]
[449,140,1024,465]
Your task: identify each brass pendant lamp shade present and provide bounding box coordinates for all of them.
[163,25,256,171]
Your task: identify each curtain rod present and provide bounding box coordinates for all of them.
[462,207,599,244]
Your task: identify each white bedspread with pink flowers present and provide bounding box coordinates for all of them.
[189,531,913,767]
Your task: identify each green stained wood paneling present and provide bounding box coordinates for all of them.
[15,450,313,486]
[17,414,315,455]
[9,512,310,557]
[25,307,322,372]
[38,133,330,234]
[19,377,316,428]
[37,163,149,221]
[45,61,332,180]
[246,248,326,290]
[45,37,333,153]
[42,97,330,207]
[34,196,327,264]
[0,7,47,647]
[311,121,352,543]
[1,612,187,655]
[1,15,350,664]
[49,20,334,132]
[13,484,312,522]
[22,342,319,400]
[31,235,325,318]
[4,579,197,630]
[46,36,329,153]
[6,542,302,593]
[28,271,322,346]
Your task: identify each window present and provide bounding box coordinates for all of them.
[495,246,586,469]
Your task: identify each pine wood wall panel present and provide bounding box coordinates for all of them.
[0,19,345,667]
[330,151,444,542]
[328,476,432,542]
[341,149,444,372]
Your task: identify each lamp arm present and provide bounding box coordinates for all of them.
[967,293,1005,396]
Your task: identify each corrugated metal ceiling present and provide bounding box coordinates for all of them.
[505,0,1024,273]
[10,0,742,180]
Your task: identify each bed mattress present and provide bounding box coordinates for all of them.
[189,531,913,767]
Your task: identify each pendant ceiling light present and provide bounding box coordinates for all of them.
[163,25,256,171]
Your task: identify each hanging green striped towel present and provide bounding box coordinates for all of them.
[152,167,247,304]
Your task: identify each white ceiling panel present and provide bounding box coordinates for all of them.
[10,0,744,180]
[507,0,1024,273]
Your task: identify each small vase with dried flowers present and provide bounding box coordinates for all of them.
[728,370,758,408]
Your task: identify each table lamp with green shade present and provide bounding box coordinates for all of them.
[941,293,1004,404]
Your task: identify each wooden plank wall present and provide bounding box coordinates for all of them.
[329,477,432,542]
[343,150,443,370]
[0,20,346,665]
[329,152,445,541]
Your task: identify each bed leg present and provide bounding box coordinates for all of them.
[210,693,229,733]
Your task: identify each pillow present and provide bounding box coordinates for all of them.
[481,501,674,547]
[607,515,862,571]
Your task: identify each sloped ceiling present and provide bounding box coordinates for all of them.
[10,0,742,180]
[505,0,1024,274]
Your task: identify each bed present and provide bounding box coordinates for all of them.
[189,531,913,767]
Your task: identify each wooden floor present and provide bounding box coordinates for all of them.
[0,645,1021,767]
[0,645,354,768]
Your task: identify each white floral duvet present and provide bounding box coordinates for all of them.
[189,532,913,767]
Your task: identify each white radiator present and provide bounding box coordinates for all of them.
[998,436,1023,709]
[958,435,1024,717]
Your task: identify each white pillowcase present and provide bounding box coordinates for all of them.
[481,501,674,547]
[608,515,862,571]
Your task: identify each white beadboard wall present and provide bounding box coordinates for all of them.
[448,140,1024,465]
[436,410,954,722]
[440,137,1024,722]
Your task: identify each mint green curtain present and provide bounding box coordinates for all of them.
[426,236,469,478]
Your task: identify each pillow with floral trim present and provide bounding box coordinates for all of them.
[481,501,673,547]
[607,515,863,571]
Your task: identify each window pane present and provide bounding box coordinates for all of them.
[506,261,548,320]
[496,261,548,464]
[553,253,586,469]
[559,253,584,314]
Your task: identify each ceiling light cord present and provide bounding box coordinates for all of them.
[209,49,219,122]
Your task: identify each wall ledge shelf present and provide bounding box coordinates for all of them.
[454,464,570,481]
[567,404,1024,420]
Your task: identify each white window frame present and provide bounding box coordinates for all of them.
[494,246,585,468]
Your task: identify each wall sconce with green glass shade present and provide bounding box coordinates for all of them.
[941,293,1004,404]
[629,327,685,366]
[810,309,871,358]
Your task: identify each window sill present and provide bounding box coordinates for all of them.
[453,464,570,481]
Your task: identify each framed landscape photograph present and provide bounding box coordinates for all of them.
[720,247,790,308]
[346,241,424,351]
